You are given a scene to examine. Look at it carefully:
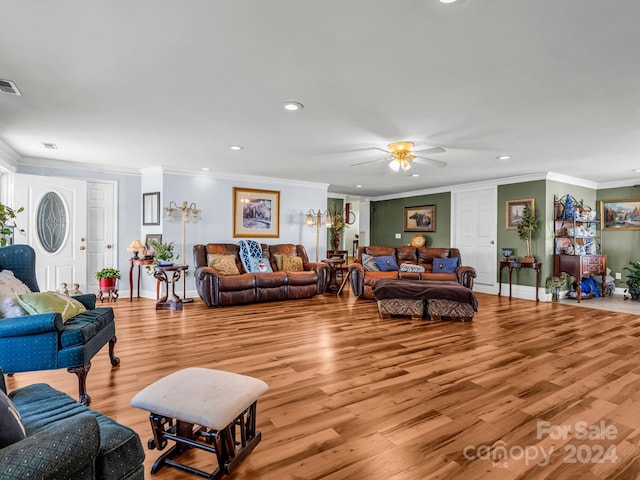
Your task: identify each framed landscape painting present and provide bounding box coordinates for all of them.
[404,205,436,232]
[601,198,640,230]
[233,187,280,238]
[506,198,535,230]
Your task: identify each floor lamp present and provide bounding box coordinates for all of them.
[306,209,329,262]
[165,201,200,303]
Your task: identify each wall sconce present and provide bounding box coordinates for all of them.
[306,209,331,262]
[164,201,201,302]
[127,239,145,260]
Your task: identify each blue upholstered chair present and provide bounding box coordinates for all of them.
[0,244,120,405]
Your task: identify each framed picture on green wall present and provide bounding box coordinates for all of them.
[404,205,435,232]
[506,198,534,230]
[601,198,640,230]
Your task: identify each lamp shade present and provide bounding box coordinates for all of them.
[127,240,144,252]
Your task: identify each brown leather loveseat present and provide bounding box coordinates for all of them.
[349,246,476,299]
[193,243,328,307]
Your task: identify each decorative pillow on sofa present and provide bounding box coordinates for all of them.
[273,254,297,271]
[207,254,240,275]
[282,255,303,272]
[433,257,458,274]
[361,254,380,272]
[16,292,87,322]
[373,255,399,272]
[0,389,26,448]
[0,270,30,318]
[251,257,274,273]
[400,263,425,273]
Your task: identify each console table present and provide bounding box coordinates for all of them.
[129,258,154,301]
[498,261,542,302]
[153,265,188,310]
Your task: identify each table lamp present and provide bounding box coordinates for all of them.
[127,239,145,260]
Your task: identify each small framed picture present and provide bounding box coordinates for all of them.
[506,198,535,230]
[142,192,160,226]
[404,205,436,232]
[145,234,162,249]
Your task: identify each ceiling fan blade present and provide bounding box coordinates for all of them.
[413,146,446,155]
[350,157,388,167]
[371,146,392,154]
[413,156,448,168]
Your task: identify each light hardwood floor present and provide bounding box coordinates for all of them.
[5,291,640,480]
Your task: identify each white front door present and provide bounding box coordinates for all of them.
[452,186,497,292]
[14,174,88,292]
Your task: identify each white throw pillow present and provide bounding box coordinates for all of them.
[0,270,31,318]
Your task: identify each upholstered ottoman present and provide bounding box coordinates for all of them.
[428,299,475,322]
[131,367,268,478]
[377,298,424,320]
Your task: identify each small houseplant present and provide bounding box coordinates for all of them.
[545,272,569,302]
[624,261,640,301]
[149,240,178,265]
[0,203,25,246]
[95,267,121,289]
[516,203,538,263]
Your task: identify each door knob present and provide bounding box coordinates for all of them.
[490,240,495,245]
[79,246,85,250]
[107,244,112,249]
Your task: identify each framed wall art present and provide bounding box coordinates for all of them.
[233,187,280,238]
[142,192,160,226]
[145,234,162,249]
[404,205,436,232]
[506,198,535,230]
[601,198,640,230]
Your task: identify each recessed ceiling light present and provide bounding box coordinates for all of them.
[497,155,511,160]
[411,174,420,177]
[201,167,210,171]
[633,169,640,172]
[283,101,303,111]
[42,142,58,150]
[229,145,244,151]
[440,0,458,3]
[355,184,363,188]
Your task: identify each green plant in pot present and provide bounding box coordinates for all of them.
[0,203,25,246]
[545,272,569,302]
[95,267,121,289]
[624,261,640,301]
[149,240,178,266]
[516,204,537,263]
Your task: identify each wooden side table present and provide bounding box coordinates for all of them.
[498,261,542,302]
[322,258,345,292]
[153,265,188,311]
[129,258,154,301]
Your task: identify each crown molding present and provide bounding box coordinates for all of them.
[19,155,141,176]
[545,172,598,189]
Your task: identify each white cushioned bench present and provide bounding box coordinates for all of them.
[131,367,268,478]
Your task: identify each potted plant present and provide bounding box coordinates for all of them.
[149,240,178,266]
[545,272,569,302]
[95,267,121,289]
[624,261,640,301]
[0,203,24,247]
[517,203,537,263]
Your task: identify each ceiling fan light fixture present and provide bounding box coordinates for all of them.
[401,160,412,171]
[389,159,401,172]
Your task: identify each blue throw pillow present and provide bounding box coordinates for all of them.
[0,390,26,448]
[433,257,457,274]
[373,255,399,272]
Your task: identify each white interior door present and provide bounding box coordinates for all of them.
[14,174,88,292]
[452,187,497,292]
[86,182,117,293]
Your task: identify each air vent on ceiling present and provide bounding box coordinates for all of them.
[42,142,58,150]
[0,79,22,96]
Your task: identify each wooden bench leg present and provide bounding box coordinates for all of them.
[68,363,91,406]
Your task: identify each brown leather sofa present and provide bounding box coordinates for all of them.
[349,246,476,299]
[193,243,328,307]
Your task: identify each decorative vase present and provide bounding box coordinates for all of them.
[332,232,341,251]
[563,194,575,219]
[551,287,560,302]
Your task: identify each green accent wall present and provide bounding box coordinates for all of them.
[597,187,640,289]
[371,192,451,247]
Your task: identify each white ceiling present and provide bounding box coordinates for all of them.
[1,0,640,197]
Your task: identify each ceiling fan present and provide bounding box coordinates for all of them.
[351,142,447,171]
